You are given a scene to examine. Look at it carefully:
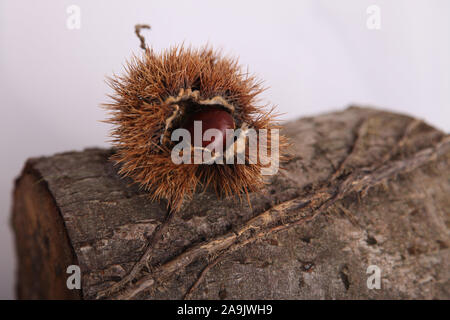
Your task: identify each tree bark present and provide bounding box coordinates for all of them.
[12,106,450,300]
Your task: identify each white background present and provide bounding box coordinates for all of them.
[0,0,449,299]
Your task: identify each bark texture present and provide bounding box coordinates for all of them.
[12,106,450,299]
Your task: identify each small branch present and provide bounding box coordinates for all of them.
[135,24,151,51]
[96,206,175,299]
[183,255,225,300]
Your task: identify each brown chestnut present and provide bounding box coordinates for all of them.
[182,108,235,150]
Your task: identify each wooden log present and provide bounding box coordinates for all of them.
[11,106,450,299]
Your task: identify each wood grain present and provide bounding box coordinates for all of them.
[12,106,450,299]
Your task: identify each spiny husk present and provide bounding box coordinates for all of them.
[105,45,287,211]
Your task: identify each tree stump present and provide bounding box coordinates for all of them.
[12,106,450,300]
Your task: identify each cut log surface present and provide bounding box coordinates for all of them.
[12,107,450,299]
